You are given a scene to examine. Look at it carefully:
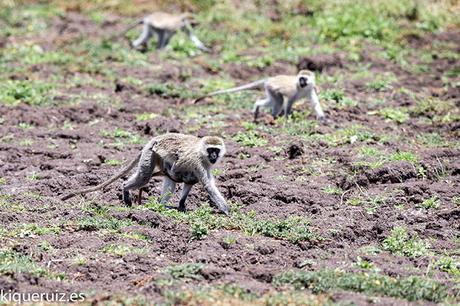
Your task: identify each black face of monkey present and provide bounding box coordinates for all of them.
[299,76,307,88]
[207,147,220,164]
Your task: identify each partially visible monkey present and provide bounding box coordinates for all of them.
[60,133,229,215]
[115,12,210,52]
[194,70,326,122]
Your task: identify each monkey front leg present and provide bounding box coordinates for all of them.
[309,88,326,121]
[200,172,229,215]
[183,23,210,52]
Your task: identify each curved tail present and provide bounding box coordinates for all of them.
[60,153,141,201]
[194,79,266,103]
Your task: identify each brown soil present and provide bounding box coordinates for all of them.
[0,11,459,306]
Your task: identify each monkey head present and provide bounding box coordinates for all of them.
[297,70,315,89]
[200,136,226,166]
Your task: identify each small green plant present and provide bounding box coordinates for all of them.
[354,257,376,270]
[147,201,316,243]
[77,216,133,232]
[390,151,418,163]
[346,198,362,206]
[101,244,146,257]
[367,78,393,91]
[417,196,441,210]
[322,185,343,195]
[104,159,122,166]
[147,83,194,99]
[273,269,448,302]
[190,221,209,240]
[321,89,358,108]
[135,113,158,121]
[38,241,53,252]
[452,196,460,206]
[382,227,428,257]
[0,80,54,106]
[221,235,237,247]
[0,249,48,277]
[165,263,205,280]
[233,131,268,147]
[376,107,410,123]
[11,224,60,238]
[73,255,87,266]
[436,257,460,276]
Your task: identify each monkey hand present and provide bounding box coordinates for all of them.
[317,114,329,125]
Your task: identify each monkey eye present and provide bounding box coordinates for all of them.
[207,148,220,155]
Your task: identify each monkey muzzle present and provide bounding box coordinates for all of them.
[209,152,219,164]
[299,77,308,88]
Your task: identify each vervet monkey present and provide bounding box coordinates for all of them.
[195,70,326,122]
[116,12,210,52]
[60,133,229,215]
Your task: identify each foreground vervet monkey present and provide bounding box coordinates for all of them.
[195,70,326,122]
[61,134,229,215]
[117,12,210,52]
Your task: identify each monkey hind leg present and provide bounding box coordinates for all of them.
[122,156,157,206]
[132,23,152,50]
[253,98,270,121]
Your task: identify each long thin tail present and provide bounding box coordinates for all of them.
[60,153,141,201]
[194,79,266,103]
[107,19,143,41]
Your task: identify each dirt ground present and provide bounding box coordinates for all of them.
[0,3,459,306]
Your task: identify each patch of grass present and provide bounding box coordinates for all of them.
[279,112,317,136]
[389,151,418,163]
[382,226,429,258]
[165,263,205,280]
[366,78,394,91]
[321,89,358,108]
[76,216,133,232]
[453,197,460,206]
[101,244,146,257]
[273,269,448,302]
[354,257,376,270]
[322,185,343,195]
[0,80,54,106]
[417,196,441,210]
[135,113,158,121]
[436,257,460,277]
[310,124,374,146]
[11,223,60,238]
[165,284,327,306]
[38,241,53,252]
[101,128,143,145]
[104,159,122,166]
[0,249,48,277]
[147,202,317,243]
[233,131,268,148]
[147,83,194,100]
[375,107,410,123]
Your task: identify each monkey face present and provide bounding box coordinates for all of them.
[298,76,309,88]
[207,147,221,164]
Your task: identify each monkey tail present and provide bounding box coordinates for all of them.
[60,153,141,201]
[107,19,143,41]
[193,79,266,104]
